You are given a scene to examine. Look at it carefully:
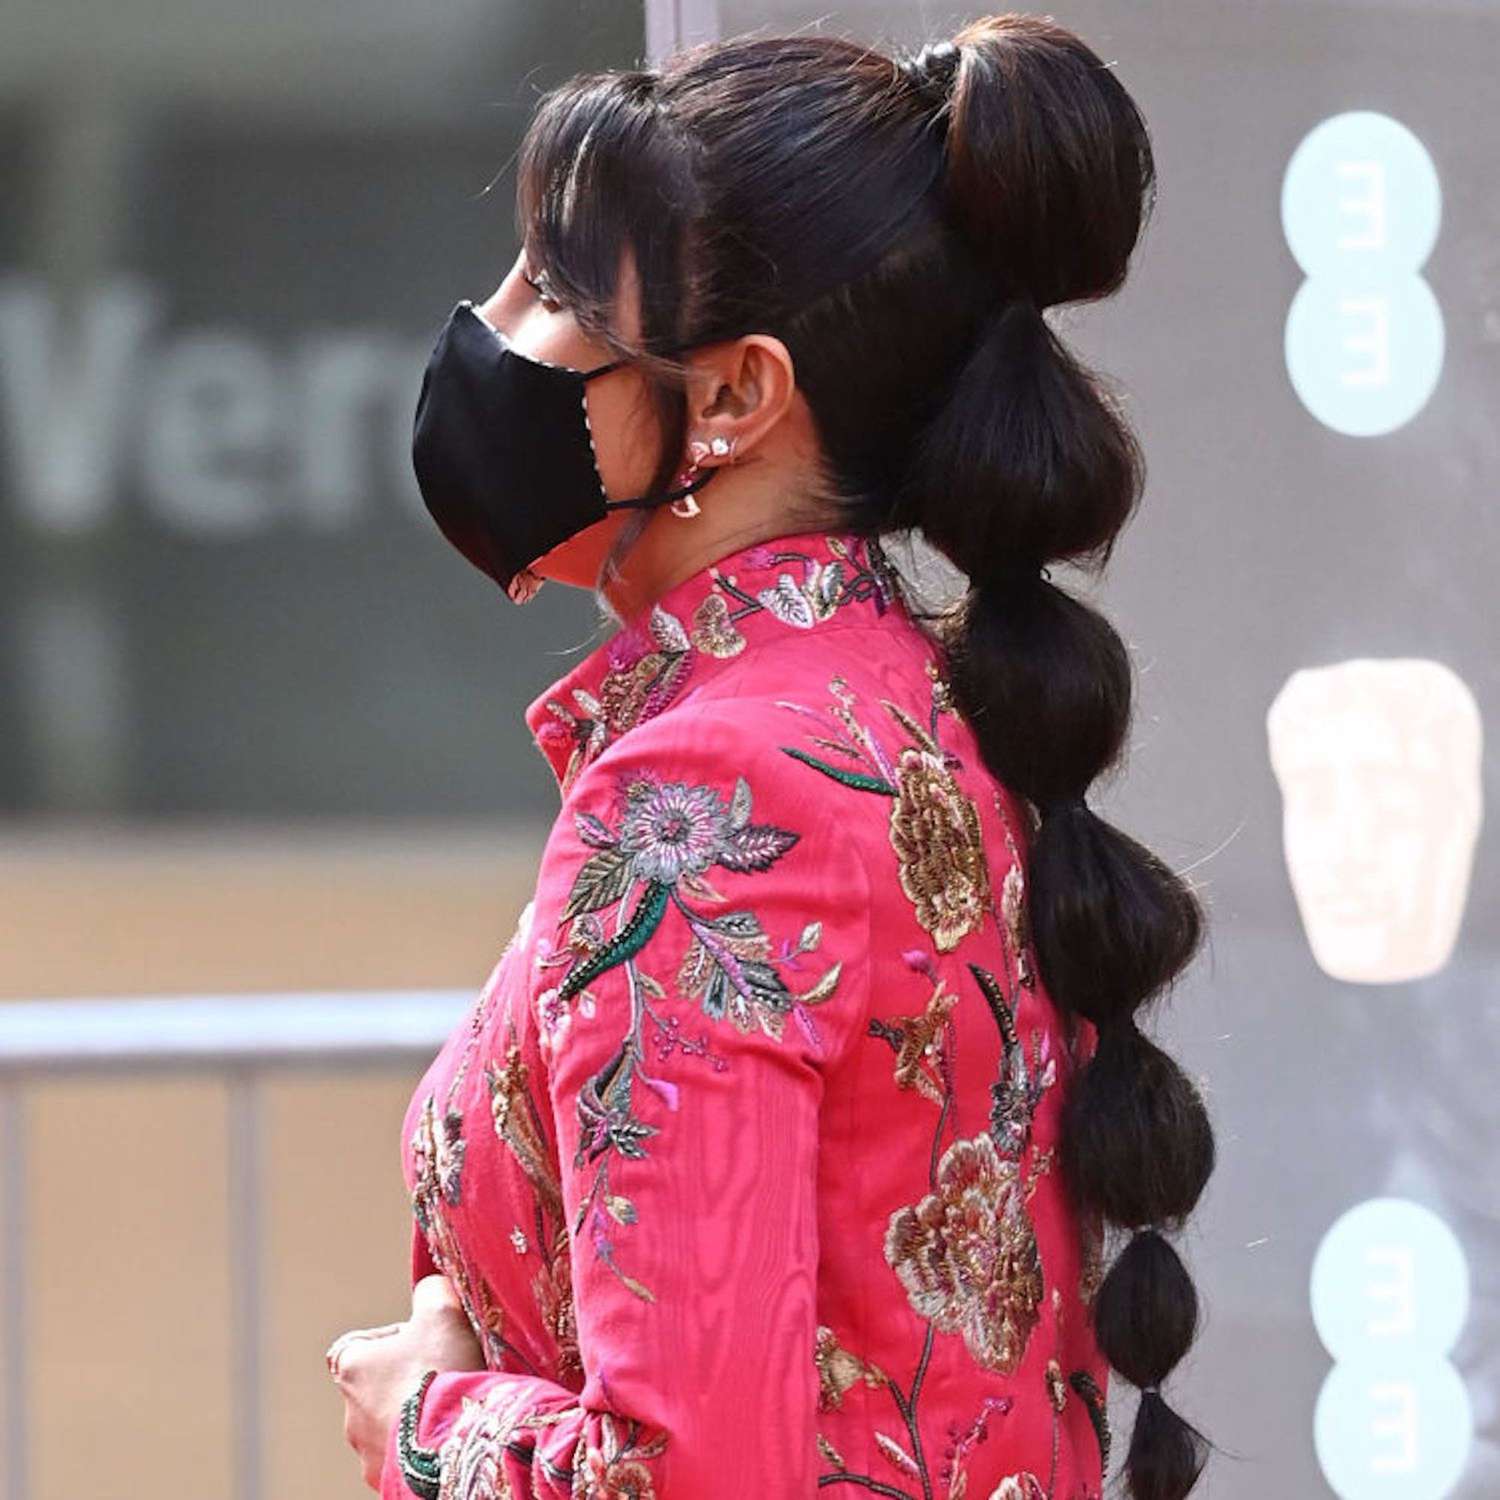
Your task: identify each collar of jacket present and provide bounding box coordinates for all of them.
[523,526,909,795]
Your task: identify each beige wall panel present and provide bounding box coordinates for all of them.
[29,1077,232,1500]
[263,1070,420,1500]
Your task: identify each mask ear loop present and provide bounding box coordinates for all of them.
[580,343,729,516]
[601,460,724,514]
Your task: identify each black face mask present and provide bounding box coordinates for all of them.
[411,299,722,600]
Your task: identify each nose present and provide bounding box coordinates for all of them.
[473,249,529,336]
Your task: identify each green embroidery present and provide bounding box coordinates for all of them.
[1069,1367,1113,1477]
[559,880,670,1000]
[396,1368,441,1499]
[778,744,896,794]
[779,671,993,953]
[546,764,842,1302]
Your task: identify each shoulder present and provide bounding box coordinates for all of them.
[528,696,875,1068]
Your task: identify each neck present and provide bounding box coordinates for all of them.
[596,463,841,627]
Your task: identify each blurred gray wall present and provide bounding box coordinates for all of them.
[1,0,644,817]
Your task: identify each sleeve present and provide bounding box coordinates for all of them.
[380,714,871,1499]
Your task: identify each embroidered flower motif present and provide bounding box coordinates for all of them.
[883,1132,1046,1376]
[874,978,959,1106]
[778,674,991,952]
[546,761,843,1300]
[616,779,733,883]
[556,771,806,1017]
[570,1411,668,1499]
[436,1382,560,1500]
[888,733,992,952]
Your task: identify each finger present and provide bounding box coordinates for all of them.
[326,1323,402,1370]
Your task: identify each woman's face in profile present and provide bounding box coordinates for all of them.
[471,244,665,588]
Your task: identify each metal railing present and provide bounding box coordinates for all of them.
[0,990,473,1500]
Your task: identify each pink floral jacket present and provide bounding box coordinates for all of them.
[381,527,1109,1500]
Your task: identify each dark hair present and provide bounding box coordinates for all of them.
[513,14,1218,1498]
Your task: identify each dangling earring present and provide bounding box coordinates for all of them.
[670,439,711,518]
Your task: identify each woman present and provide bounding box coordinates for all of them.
[326,15,1216,1499]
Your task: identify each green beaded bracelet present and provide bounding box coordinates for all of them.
[396,1367,443,1499]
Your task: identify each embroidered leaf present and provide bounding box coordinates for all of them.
[562,845,634,921]
[690,591,747,659]
[609,1118,657,1158]
[716,820,800,872]
[617,1270,657,1303]
[641,646,694,719]
[605,1194,637,1225]
[561,881,670,999]
[817,560,845,611]
[798,959,843,1006]
[728,774,753,830]
[798,920,823,951]
[574,810,619,849]
[874,1431,921,1477]
[758,574,817,628]
[780,744,896,794]
[808,734,867,761]
[647,602,691,655]
[677,908,795,1032]
[882,696,939,753]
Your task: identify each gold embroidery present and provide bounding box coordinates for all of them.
[688,590,747,657]
[484,1023,580,1382]
[883,1132,1047,1376]
[814,1325,890,1410]
[881,978,960,1106]
[1045,1357,1068,1414]
[887,713,992,952]
[1000,863,1035,989]
[816,1432,848,1471]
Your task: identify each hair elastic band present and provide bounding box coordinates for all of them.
[1035,793,1087,817]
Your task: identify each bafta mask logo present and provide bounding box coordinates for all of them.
[1267,658,1483,983]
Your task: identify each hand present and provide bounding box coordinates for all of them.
[327,1275,487,1491]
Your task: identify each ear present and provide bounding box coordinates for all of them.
[685,333,797,458]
